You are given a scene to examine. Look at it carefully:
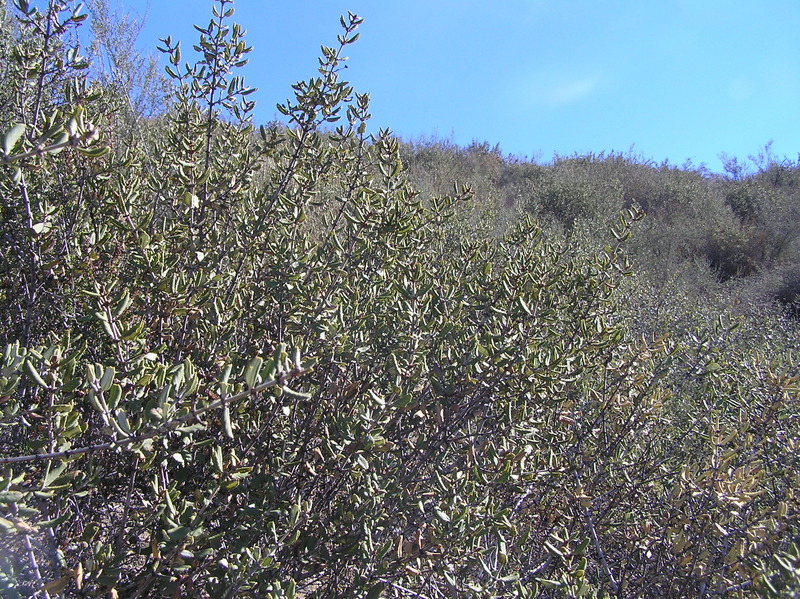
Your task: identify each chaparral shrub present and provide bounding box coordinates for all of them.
[1,2,798,598]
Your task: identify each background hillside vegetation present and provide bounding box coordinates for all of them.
[0,1,798,597]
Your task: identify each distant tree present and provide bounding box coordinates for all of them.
[85,0,171,141]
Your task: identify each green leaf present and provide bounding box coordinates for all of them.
[100,366,115,391]
[107,384,122,409]
[182,192,199,208]
[281,385,310,400]
[266,343,287,379]
[537,578,565,590]
[38,511,72,530]
[544,540,564,557]
[0,491,24,504]
[115,409,131,435]
[211,446,224,473]
[76,145,110,157]
[42,463,67,489]
[112,290,132,318]
[0,516,14,533]
[167,525,192,541]
[30,222,52,236]
[138,231,151,249]
[22,359,48,388]
[222,404,234,439]
[244,356,263,389]
[1,123,25,155]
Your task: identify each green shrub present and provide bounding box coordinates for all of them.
[1,2,798,598]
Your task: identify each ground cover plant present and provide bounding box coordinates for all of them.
[1,1,799,597]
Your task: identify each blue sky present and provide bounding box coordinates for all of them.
[111,0,800,172]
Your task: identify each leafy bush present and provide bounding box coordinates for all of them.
[1,2,798,598]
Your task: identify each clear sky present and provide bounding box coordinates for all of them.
[109,0,800,173]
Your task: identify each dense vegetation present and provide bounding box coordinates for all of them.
[1,1,798,597]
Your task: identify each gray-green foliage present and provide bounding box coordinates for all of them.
[1,2,798,598]
[0,0,108,349]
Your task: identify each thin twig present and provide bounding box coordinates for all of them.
[115,456,139,554]
[24,533,50,599]
[14,502,51,599]
[379,579,433,599]
[575,471,619,594]
[527,554,553,577]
